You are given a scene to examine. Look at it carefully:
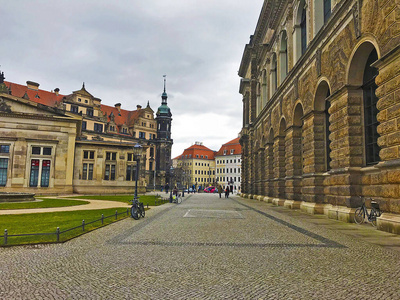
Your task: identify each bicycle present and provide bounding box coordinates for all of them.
[130,198,145,220]
[354,197,381,227]
[172,193,182,204]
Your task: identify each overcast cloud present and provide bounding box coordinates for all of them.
[1,0,263,157]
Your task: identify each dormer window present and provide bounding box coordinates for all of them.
[78,98,82,102]
[122,128,128,134]
[223,150,227,155]
[230,149,234,154]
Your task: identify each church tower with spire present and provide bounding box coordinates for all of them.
[155,75,173,187]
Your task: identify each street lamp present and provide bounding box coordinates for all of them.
[149,157,155,192]
[133,143,143,201]
[169,166,174,202]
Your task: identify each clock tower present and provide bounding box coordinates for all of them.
[155,76,173,188]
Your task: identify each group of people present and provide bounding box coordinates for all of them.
[216,185,231,198]
[161,183,233,198]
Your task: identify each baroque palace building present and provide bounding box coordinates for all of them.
[238,0,400,233]
[173,142,216,190]
[0,73,172,194]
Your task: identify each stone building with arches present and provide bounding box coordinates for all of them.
[238,0,400,233]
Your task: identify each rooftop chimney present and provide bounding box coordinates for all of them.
[114,103,121,112]
[54,88,60,96]
[137,105,142,110]
[26,81,39,90]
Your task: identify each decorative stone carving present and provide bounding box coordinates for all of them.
[0,97,12,113]
[352,1,361,39]
[316,48,322,77]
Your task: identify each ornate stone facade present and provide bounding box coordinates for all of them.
[239,0,400,234]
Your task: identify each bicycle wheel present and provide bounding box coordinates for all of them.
[354,207,365,224]
[177,196,182,204]
[131,205,139,220]
[370,209,378,227]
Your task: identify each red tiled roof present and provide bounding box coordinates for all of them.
[100,104,135,127]
[215,137,241,156]
[179,143,216,160]
[4,81,64,107]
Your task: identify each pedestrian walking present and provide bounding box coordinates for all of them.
[225,187,230,198]
[218,185,222,198]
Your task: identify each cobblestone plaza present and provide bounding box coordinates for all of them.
[1,194,400,299]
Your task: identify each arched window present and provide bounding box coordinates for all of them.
[262,70,268,107]
[280,31,288,83]
[324,0,331,24]
[300,7,307,55]
[271,54,278,96]
[363,49,380,165]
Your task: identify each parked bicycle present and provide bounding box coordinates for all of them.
[130,198,145,220]
[172,193,182,204]
[354,197,381,227]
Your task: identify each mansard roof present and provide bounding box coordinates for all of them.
[215,137,242,156]
[179,143,216,160]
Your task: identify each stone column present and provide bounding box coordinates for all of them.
[302,111,327,203]
[273,135,286,198]
[328,87,363,207]
[264,142,274,197]
[285,126,302,201]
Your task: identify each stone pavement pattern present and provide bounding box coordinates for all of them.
[1,193,400,299]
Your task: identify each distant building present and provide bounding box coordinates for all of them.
[0,73,172,194]
[215,137,242,193]
[172,142,216,190]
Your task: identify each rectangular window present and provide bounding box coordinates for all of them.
[87,108,94,117]
[84,151,95,159]
[111,165,116,180]
[139,132,146,139]
[82,163,88,180]
[41,160,51,187]
[32,147,41,155]
[0,158,8,186]
[105,164,116,180]
[71,105,79,113]
[88,164,93,180]
[0,145,10,153]
[94,123,103,133]
[82,121,87,130]
[106,152,117,161]
[43,147,52,155]
[29,159,40,187]
[127,153,133,161]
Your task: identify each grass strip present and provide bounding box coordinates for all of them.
[64,194,166,206]
[0,198,89,210]
[0,208,129,246]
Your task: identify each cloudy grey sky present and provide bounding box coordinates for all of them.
[1,0,263,157]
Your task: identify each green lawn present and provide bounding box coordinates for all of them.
[65,194,167,206]
[0,208,130,246]
[0,198,89,210]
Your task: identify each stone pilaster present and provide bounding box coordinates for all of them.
[328,87,363,207]
[285,126,302,201]
[264,142,274,197]
[273,135,286,198]
[302,111,327,203]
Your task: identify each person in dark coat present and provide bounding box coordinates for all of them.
[165,183,169,194]
[225,187,230,198]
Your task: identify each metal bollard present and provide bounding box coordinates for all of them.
[4,229,7,245]
[115,210,118,220]
[82,220,85,231]
[126,208,129,216]
[56,227,60,243]
[147,204,149,209]
[101,214,104,225]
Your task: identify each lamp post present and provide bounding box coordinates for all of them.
[133,143,142,201]
[169,166,174,202]
[149,157,155,192]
